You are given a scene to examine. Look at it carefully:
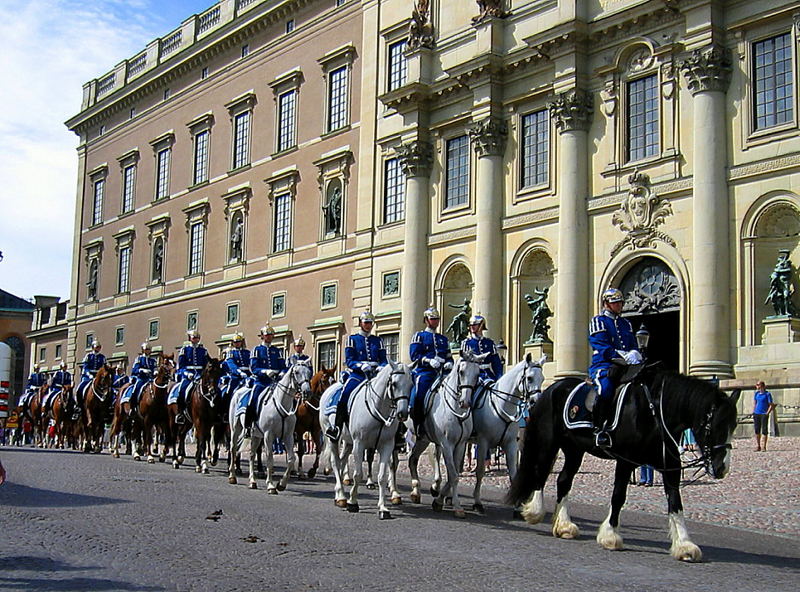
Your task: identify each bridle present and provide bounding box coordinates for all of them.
[437,359,477,421]
[360,367,409,428]
[89,370,113,403]
[483,361,543,423]
[269,364,311,417]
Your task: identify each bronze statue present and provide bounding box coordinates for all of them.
[765,249,797,317]
[322,186,342,235]
[524,288,552,343]
[446,297,471,345]
[230,217,243,262]
[408,0,434,50]
[87,260,98,300]
[152,241,164,283]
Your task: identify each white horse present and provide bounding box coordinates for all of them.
[407,349,488,518]
[227,360,312,492]
[319,361,412,519]
[471,353,545,514]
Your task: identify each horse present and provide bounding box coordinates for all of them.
[407,349,488,518]
[109,382,143,460]
[506,368,741,561]
[52,385,81,449]
[138,353,176,463]
[83,365,115,453]
[293,366,336,479]
[319,361,412,519]
[18,385,46,447]
[470,353,545,514]
[228,360,313,491]
[167,359,224,473]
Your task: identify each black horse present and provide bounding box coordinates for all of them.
[507,368,740,562]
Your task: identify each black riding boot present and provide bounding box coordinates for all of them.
[412,402,426,439]
[327,397,348,440]
[593,397,612,449]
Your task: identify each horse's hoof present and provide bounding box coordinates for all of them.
[366,482,377,490]
[346,503,360,513]
[267,487,278,495]
[202,467,210,475]
[307,468,317,479]
[432,499,443,512]
[147,456,155,464]
[178,456,185,463]
[390,496,402,506]
[343,478,352,486]
[473,503,485,515]
[195,466,202,473]
[249,482,258,490]
[133,455,141,462]
[172,461,180,469]
[445,496,453,507]
[112,451,120,458]
[159,456,166,463]
[235,468,243,477]
[228,476,238,485]
[378,510,392,520]
[323,468,331,476]
[335,499,348,508]
[430,486,439,497]
[410,493,421,504]
[453,509,467,519]
[209,460,218,467]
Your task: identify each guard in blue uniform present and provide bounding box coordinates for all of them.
[243,325,287,426]
[128,343,157,408]
[588,288,642,448]
[46,362,72,415]
[326,310,388,440]
[409,305,453,435]
[77,341,107,408]
[288,335,312,371]
[221,332,250,418]
[21,365,47,409]
[461,313,503,386]
[170,330,209,422]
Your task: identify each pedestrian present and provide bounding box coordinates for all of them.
[637,464,654,486]
[753,380,776,452]
[0,456,5,486]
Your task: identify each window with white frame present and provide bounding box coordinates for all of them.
[277,90,297,152]
[383,157,405,223]
[626,74,659,162]
[327,66,348,132]
[445,135,469,209]
[121,164,136,213]
[272,293,286,317]
[381,332,399,361]
[273,193,292,252]
[149,319,159,339]
[317,340,337,370]
[226,303,239,326]
[387,40,408,91]
[85,334,94,349]
[232,111,251,169]
[188,221,204,275]
[55,344,62,359]
[92,178,104,226]
[115,327,125,346]
[753,32,794,131]
[155,147,171,199]
[39,347,46,362]
[117,245,131,293]
[521,109,549,188]
[193,129,210,184]
[187,311,198,332]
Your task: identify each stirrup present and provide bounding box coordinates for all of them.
[175,413,186,425]
[326,425,340,440]
[594,429,612,449]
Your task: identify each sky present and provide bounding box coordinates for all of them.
[0,0,214,302]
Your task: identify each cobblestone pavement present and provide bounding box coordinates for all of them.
[0,439,798,592]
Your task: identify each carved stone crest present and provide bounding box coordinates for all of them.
[611,171,675,257]
[621,260,681,315]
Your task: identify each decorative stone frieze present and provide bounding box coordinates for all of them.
[611,171,676,257]
[680,45,732,95]
[396,140,433,177]
[549,89,593,133]
[469,117,508,157]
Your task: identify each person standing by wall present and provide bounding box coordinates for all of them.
[753,381,776,452]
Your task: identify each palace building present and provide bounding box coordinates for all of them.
[63,0,800,433]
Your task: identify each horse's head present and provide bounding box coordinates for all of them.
[310,366,336,401]
[385,361,412,422]
[698,388,741,479]
[157,353,176,383]
[454,349,489,408]
[201,359,223,394]
[95,365,113,392]
[287,360,313,399]
[521,353,546,404]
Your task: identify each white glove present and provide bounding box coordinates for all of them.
[239,370,248,378]
[185,372,195,380]
[427,357,441,369]
[623,350,643,365]
[141,369,151,375]
[266,369,279,378]
[443,361,453,371]
[359,362,372,372]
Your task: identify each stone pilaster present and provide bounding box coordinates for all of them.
[681,46,734,378]
[469,116,507,339]
[550,89,592,377]
[398,140,433,359]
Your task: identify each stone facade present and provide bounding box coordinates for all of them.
[63,0,800,432]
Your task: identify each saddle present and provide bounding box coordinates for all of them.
[563,379,635,432]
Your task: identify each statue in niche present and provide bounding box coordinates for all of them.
[446,298,471,345]
[765,249,797,317]
[408,0,434,50]
[86,260,98,300]
[323,186,342,235]
[524,288,552,343]
[230,217,243,262]
[152,241,164,283]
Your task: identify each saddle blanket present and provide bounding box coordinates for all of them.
[167,385,181,405]
[324,383,344,416]
[234,384,274,418]
[563,381,630,431]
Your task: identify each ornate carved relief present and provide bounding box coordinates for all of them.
[549,89,593,133]
[756,204,800,238]
[627,46,654,72]
[397,139,433,177]
[472,1,508,25]
[468,117,508,157]
[621,259,681,314]
[680,45,732,95]
[611,171,676,257]
[408,0,434,50]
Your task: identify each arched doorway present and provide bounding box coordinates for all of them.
[618,257,681,370]
[437,263,473,345]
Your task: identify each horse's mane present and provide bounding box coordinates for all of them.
[652,369,728,426]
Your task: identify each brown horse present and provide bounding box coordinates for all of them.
[109,381,143,460]
[138,353,175,464]
[52,385,81,449]
[27,384,53,448]
[294,366,336,479]
[167,359,224,473]
[82,365,114,453]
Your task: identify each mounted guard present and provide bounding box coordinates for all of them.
[169,330,209,423]
[76,341,106,412]
[288,335,312,370]
[21,365,47,409]
[239,324,287,432]
[221,332,250,419]
[409,304,452,436]
[126,343,157,410]
[45,362,72,418]
[461,313,504,388]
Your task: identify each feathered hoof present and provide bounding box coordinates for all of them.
[432,499,443,512]
[276,483,286,492]
[472,503,485,515]
[554,522,580,540]
[343,478,352,486]
[202,467,210,475]
[249,482,258,490]
[671,542,702,563]
[177,455,185,463]
[430,486,439,498]
[366,482,377,490]
[410,493,421,504]
[346,503,360,513]
[390,496,402,506]
[378,510,392,520]
[267,488,278,495]
[228,476,238,485]
[453,509,466,519]
[147,456,155,464]
[335,499,348,508]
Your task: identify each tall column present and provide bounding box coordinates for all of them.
[550,90,593,378]
[469,117,507,338]
[398,140,433,360]
[681,46,733,378]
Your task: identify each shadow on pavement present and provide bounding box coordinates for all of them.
[0,483,128,508]
[0,557,165,591]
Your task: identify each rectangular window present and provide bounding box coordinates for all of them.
[286,19,294,34]
[149,319,159,339]
[189,222,204,275]
[277,90,297,152]
[118,246,131,293]
[55,344,62,359]
[627,74,659,162]
[187,311,198,332]
[387,40,408,91]
[321,283,336,309]
[445,135,469,209]
[85,334,94,349]
[754,33,794,130]
[382,271,400,297]
[521,109,550,188]
[163,88,170,101]
[226,303,239,326]
[327,66,348,132]
[193,130,209,185]
[155,147,171,199]
[383,157,405,223]
[39,348,46,363]
[115,327,124,346]
[92,178,104,225]
[273,193,292,252]
[382,333,399,362]
[272,293,286,317]
[241,44,250,58]
[317,340,336,370]
[201,66,209,79]
[121,165,136,213]
[232,111,251,169]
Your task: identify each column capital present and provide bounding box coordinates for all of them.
[468,116,508,157]
[680,45,732,95]
[397,139,433,177]
[549,89,593,133]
